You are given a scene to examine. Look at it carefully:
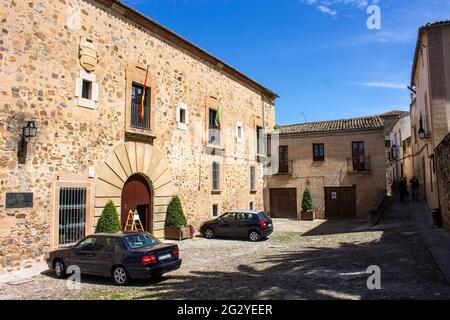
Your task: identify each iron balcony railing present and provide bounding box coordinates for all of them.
[347,156,371,173]
[130,102,150,130]
[277,160,294,175]
[58,188,86,246]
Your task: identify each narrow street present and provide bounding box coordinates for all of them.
[0,200,449,300]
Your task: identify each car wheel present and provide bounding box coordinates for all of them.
[204,228,215,239]
[248,231,261,242]
[112,266,130,286]
[54,259,67,279]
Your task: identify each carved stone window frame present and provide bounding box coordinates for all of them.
[125,65,157,142]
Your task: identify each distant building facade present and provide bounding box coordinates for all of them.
[389,113,413,189]
[266,116,386,220]
[410,20,450,215]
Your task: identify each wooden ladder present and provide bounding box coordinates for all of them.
[124,210,144,232]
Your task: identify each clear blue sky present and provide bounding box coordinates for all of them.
[123,0,450,125]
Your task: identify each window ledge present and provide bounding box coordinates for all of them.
[206,144,224,156]
[250,190,257,194]
[177,122,188,131]
[125,128,157,143]
[211,190,221,195]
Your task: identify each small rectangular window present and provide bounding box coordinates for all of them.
[82,80,92,99]
[212,204,219,217]
[179,108,186,124]
[250,166,256,191]
[249,202,254,210]
[212,162,220,191]
[313,144,325,161]
[237,126,242,138]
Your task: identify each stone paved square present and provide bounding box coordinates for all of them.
[1,202,449,300]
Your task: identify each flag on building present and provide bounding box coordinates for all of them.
[214,99,221,129]
[140,65,149,122]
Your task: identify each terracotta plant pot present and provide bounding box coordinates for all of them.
[301,211,315,221]
[165,226,191,240]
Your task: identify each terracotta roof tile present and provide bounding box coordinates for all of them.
[278,116,384,135]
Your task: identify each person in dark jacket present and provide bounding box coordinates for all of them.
[410,176,420,201]
[399,177,407,202]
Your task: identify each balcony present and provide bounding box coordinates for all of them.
[276,160,294,176]
[130,102,150,130]
[347,156,371,173]
[125,102,156,143]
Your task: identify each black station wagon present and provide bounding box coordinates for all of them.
[46,232,182,285]
[200,210,274,242]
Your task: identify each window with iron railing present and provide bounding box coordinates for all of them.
[58,188,86,246]
[212,162,220,191]
[208,108,220,145]
[250,166,256,191]
[130,82,150,130]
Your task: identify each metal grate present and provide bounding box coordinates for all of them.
[131,102,150,130]
[58,188,86,246]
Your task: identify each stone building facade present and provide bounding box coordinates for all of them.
[435,133,450,233]
[0,0,276,274]
[410,20,450,211]
[388,112,413,190]
[266,116,386,220]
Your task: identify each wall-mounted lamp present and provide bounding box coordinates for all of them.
[418,127,426,140]
[17,121,38,164]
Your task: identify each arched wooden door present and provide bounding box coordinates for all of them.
[121,174,152,232]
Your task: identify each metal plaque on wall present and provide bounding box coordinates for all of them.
[5,193,33,209]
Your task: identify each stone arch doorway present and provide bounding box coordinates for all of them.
[94,141,177,239]
[121,174,153,232]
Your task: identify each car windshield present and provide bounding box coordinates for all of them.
[258,211,271,222]
[123,233,159,249]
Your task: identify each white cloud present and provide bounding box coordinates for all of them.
[300,0,378,17]
[353,81,407,89]
[317,5,337,16]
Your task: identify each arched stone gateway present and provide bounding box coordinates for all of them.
[94,141,176,239]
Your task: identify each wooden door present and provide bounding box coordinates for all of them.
[352,141,365,171]
[270,188,297,218]
[324,187,356,219]
[121,174,152,232]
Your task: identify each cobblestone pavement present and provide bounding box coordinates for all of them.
[1,201,450,300]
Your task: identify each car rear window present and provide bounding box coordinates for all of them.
[258,211,270,222]
[123,233,159,249]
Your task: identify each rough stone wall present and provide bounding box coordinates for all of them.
[0,0,275,273]
[267,129,386,219]
[435,133,450,233]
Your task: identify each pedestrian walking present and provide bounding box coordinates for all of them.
[399,177,407,202]
[410,176,420,201]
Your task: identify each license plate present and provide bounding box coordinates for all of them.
[159,253,171,261]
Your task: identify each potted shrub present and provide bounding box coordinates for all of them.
[96,200,122,233]
[165,196,191,240]
[301,188,315,221]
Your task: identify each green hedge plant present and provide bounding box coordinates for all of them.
[95,200,121,233]
[165,196,187,228]
[301,188,314,212]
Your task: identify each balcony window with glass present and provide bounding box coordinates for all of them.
[130,82,150,131]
